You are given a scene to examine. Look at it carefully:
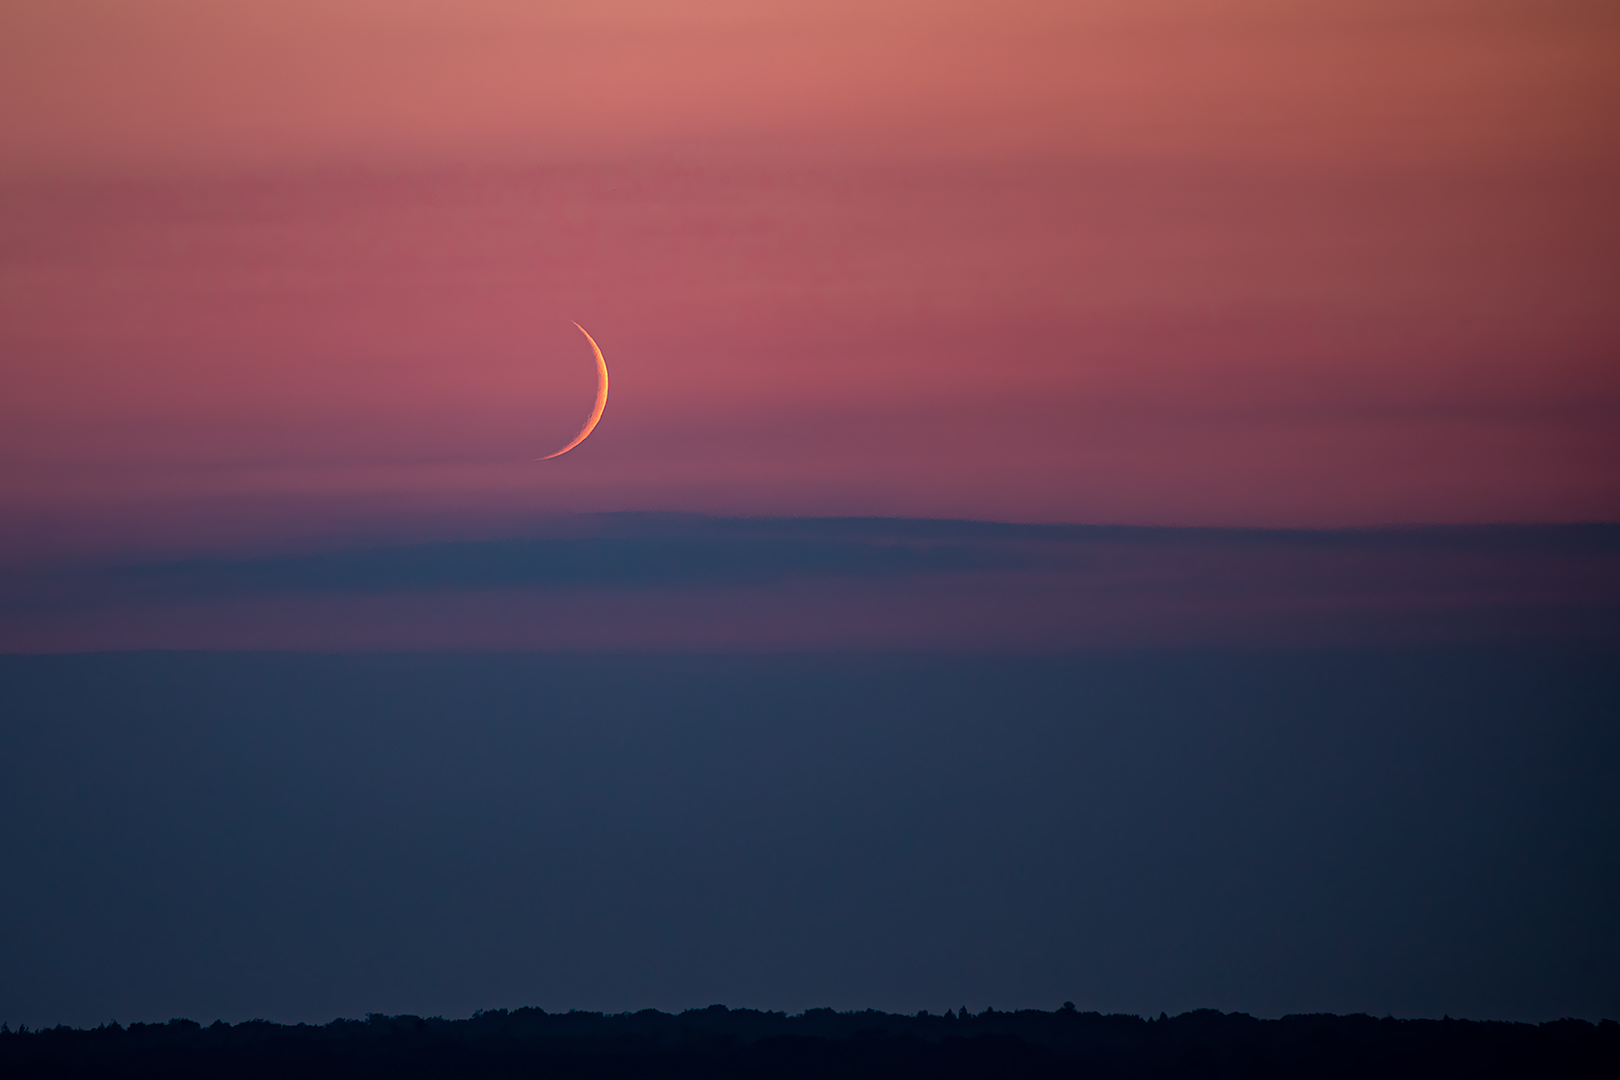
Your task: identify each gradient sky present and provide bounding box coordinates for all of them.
[2,0,1617,571]
[3,3,1619,1028]
[4,650,1618,1025]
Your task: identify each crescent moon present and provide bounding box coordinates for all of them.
[539,322,609,460]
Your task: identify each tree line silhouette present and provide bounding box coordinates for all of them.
[2,1004,1616,1078]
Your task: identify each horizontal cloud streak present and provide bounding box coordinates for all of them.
[110,531,1024,598]
[3,516,1616,651]
[13,516,1618,598]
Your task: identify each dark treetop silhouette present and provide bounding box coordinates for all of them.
[3,1005,1617,1079]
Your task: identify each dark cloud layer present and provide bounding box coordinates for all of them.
[14,515,1620,596]
[3,517,1616,650]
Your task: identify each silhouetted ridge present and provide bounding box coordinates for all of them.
[2,1007,1615,1078]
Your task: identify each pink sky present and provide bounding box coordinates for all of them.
[2,0,1617,563]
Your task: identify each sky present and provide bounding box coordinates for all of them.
[1,0,1617,1027]
[4,651,1617,1027]
[3,0,1617,559]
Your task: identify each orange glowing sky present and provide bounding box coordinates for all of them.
[1,0,1617,558]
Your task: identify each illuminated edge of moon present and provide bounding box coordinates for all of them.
[539,322,609,460]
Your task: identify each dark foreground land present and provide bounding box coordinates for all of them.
[3,1006,1616,1079]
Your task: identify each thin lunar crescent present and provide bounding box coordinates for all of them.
[539,322,609,460]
